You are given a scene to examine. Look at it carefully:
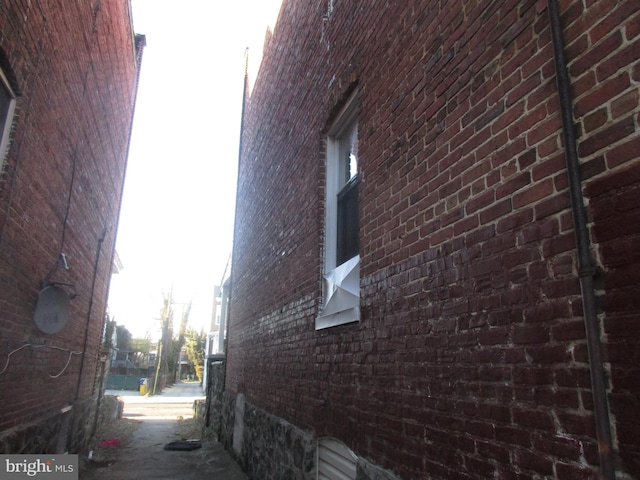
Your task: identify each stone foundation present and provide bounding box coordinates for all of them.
[215,389,398,480]
[204,357,398,479]
[98,395,124,424]
[0,394,123,455]
[244,400,316,479]
[217,391,315,480]
[203,358,226,441]
[0,398,92,454]
[219,390,236,451]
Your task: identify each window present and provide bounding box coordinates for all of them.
[317,90,360,330]
[336,121,359,265]
[0,68,16,167]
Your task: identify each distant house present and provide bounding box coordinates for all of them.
[203,277,231,391]
[0,1,143,453]
[223,0,639,479]
[208,286,225,356]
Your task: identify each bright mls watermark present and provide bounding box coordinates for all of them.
[1,455,78,479]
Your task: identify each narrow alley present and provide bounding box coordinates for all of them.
[81,382,247,480]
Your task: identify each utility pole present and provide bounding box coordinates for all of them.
[152,289,174,395]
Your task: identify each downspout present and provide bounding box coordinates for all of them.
[546,1,615,478]
[75,227,107,401]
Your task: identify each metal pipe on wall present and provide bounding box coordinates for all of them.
[546,1,615,478]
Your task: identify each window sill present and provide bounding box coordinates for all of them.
[316,306,360,330]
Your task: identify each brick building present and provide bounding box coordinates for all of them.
[224,0,639,478]
[0,1,143,453]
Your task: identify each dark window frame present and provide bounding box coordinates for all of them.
[336,174,359,265]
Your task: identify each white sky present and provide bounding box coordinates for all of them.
[107,0,282,340]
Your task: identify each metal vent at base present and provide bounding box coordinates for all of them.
[317,437,357,480]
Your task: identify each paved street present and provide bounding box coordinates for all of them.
[108,380,206,400]
[81,382,247,480]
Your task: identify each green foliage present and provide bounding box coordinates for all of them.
[195,365,204,383]
[103,317,116,348]
[184,327,206,371]
[178,302,191,345]
[130,338,151,353]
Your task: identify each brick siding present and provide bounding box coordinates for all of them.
[228,0,639,478]
[0,0,139,450]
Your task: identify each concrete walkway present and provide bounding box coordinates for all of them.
[81,382,247,480]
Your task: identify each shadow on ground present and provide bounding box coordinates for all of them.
[80,384,246,480]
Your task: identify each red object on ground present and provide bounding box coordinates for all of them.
[99,439,121,446]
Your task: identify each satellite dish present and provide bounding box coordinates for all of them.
[34,285,70,334]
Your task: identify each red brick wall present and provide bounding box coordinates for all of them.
[0,0,139,437]
[229,0,639,477]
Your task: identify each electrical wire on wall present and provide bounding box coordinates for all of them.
[58,149,77,252]
[0,343,83,378]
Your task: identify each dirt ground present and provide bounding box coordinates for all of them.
[79,407,247,480]
[78,383,247,480]
[82,411,203,470]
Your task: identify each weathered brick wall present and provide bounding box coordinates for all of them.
[585,164,640,475]
[574,2,640,474]
[228,0,639,478]
[0,0,140,452]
